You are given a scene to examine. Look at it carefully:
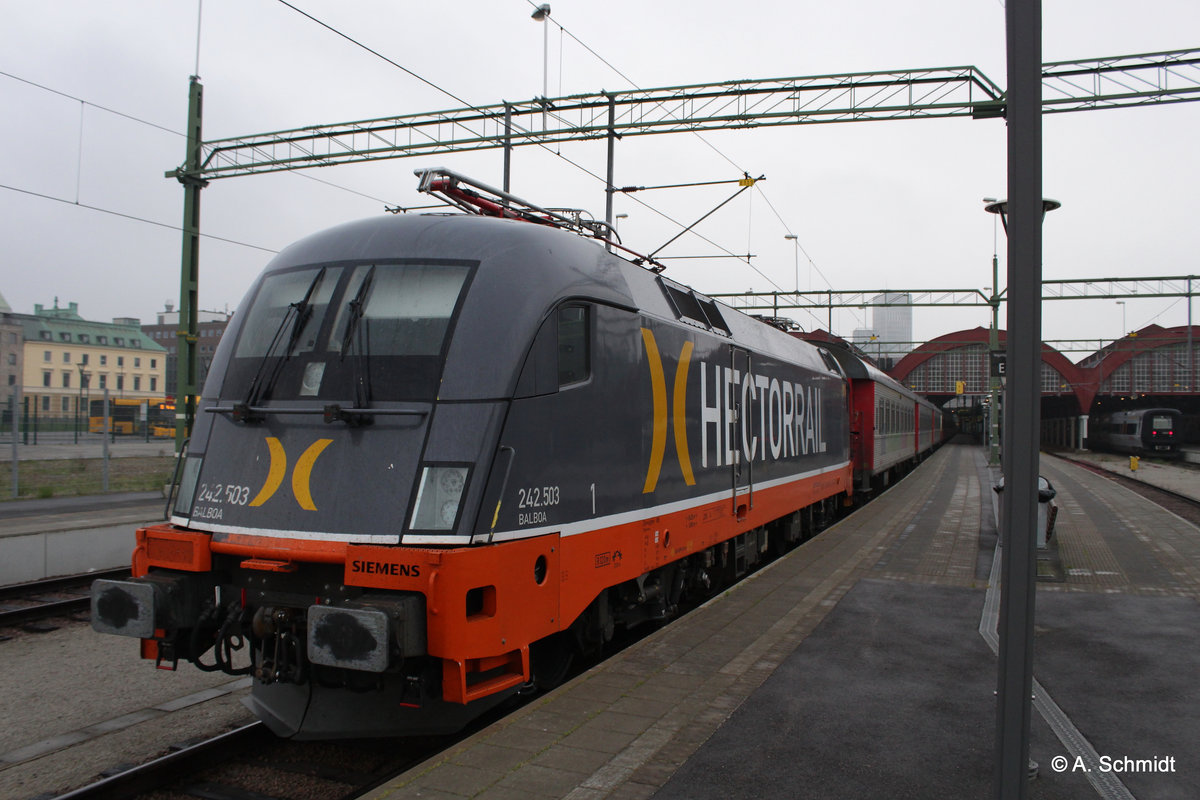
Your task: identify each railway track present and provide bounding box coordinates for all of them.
[52,708,502,800]
[0,568,128,629]
[53,723,271,800]
[1057,455,1200,527]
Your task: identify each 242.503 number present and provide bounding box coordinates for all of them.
[517,485,560,509]
[197,483,251,506]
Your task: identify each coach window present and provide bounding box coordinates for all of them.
[558,304,590,387]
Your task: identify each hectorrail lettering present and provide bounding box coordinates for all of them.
[700,360,827,468]
[644,329,836,492]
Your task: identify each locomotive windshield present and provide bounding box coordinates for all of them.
[223,260,473,403]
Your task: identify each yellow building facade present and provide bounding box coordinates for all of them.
[17,301,166,423]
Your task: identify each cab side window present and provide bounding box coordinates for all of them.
[558,305,589,386]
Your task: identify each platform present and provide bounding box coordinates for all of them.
[0,492,162,584]
[365,442,1199,800]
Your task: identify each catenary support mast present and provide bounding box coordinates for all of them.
[172,76,206,451]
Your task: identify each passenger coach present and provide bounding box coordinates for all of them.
[820,345,946,493]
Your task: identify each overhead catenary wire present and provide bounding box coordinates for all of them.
[274,1,787,280]
[0,69,405,211]
[0,69,183,137]
[512,1,828,314]
[519,0,746,176]
[0,182,279,254]
[755,185,834,291]
[274,0,773,281]
[7,4,820,324]
[274,1,826,322]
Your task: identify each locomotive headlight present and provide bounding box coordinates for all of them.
[440,500,460,527]
[410,465,469,530]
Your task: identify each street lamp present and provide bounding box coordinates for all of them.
[980,197,1062,466]
[980,198,1005,467]
[531,4,551,129]
[983,197,1062,232]
[77,365,90,444]
[784,234,800,292]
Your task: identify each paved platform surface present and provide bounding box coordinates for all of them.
[365,442,1198,800]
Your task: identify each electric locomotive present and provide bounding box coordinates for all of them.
[92,170,855,739]
[1089,408,1183,457]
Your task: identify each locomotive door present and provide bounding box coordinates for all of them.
[731,346,753,519]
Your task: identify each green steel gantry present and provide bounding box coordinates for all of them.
[710,275,1199,319]
[175,49,1199,181]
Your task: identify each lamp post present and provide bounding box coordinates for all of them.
[982,196,1064,465]
[1115,300,1126,338]
[981,197,1063,462]
[78,366,90,443]
[784,234,800,292]
[531,4,551,130]
[982,198,1003,466]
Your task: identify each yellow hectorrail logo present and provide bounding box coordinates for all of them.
[249,437,334,511]
[641,328,696,493]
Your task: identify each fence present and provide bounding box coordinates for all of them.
[2,389,179,501]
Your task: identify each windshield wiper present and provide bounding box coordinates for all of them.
[334,266,376,423]
[234,266,327,423]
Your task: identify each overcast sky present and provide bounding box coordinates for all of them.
[2,0,1197,358]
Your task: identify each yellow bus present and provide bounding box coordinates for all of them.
[89,398,175,437]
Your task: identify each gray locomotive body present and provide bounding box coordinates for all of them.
[94,212,860,738]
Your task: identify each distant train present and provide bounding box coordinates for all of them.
[92,170,947,739]
[1088,408,1183,457]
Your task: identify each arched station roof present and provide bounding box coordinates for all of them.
[889,325,1199,415]
[890,327,1086,411]
[1079,325,1199,400]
